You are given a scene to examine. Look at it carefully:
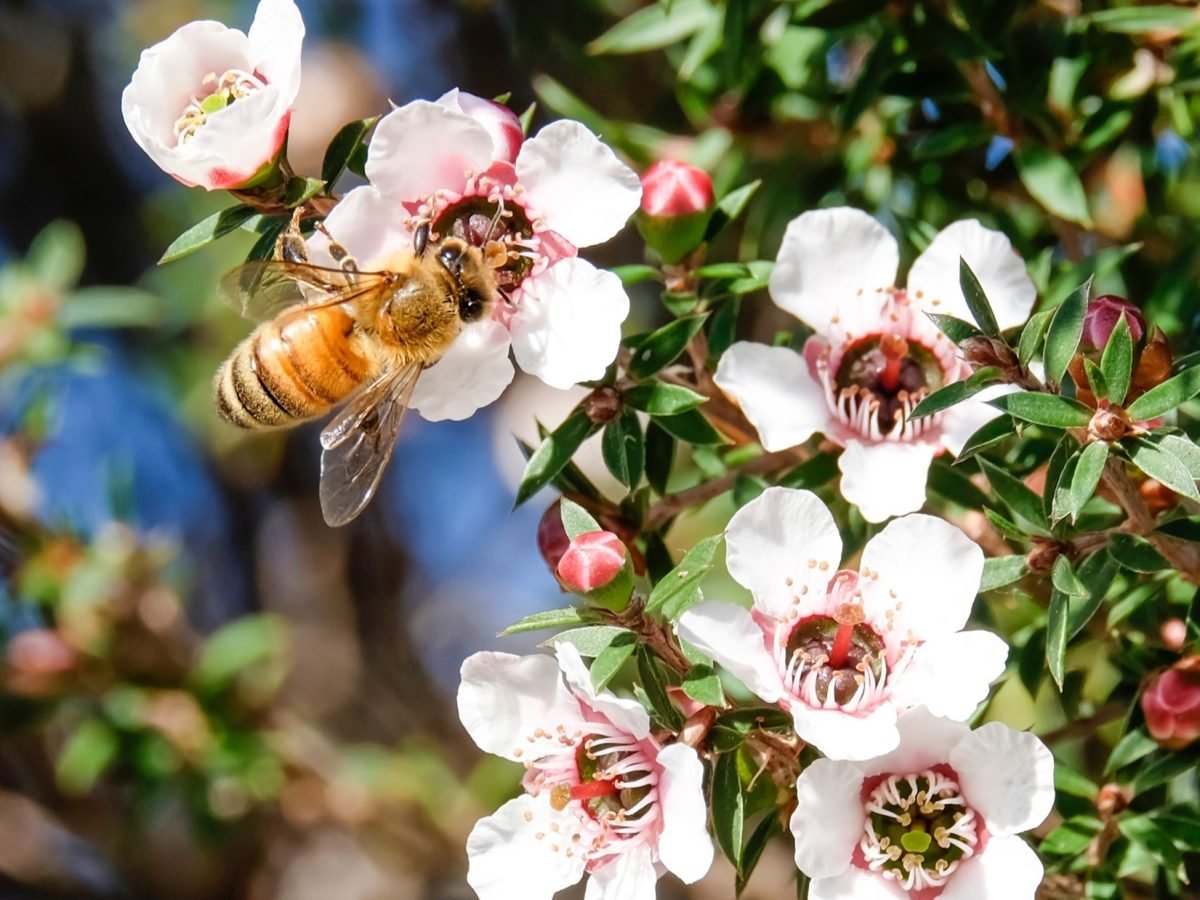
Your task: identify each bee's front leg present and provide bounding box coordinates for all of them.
[313,221,361,286]
[275,208,310,264]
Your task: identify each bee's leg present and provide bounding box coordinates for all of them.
[275,208,309,264]
[314,221,361,285]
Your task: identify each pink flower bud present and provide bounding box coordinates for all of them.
[437,89,524,165]
[1143,657,1200,750]
[1082,294,1146,350]
[1162,618,1188,651]
[640,160,714,217]
[557,531,628,593]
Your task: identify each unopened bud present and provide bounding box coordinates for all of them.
[1131,328,1173,398]
[959,335,1017,374]
[557,531,628,594]
[537,500,571,579]
[636,161,715,264]
[583,386,622,424]
[1082,295,1145,350]
[1143,656,1200,750]
[1088,402,1133,442]
[1096,783,1128,818]
[1161,618,1188,651]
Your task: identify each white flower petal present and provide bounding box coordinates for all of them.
[858,707,971,779]
[809,867,908,900]
[410,319,515,422]
[837,440,937,523]
[510,258,629,389]
[791,758,865,878]
[676,601,784,703]
[555,643,650,739]
[938,835,1043,900]
[457,651,582,761]
[515,120,641,248]
[790,702,899,762]
[307,184,415,268]
[654,744,713,884]
[768,208,899,334]
[466,795,587,900]
[890,631,1008,721]
[907,219,1036,332]
[725,486,842,621]
[436,88,524,164]
[584,844,658,900]
[859,513,984,642]
[247,0,304,96]
[365,100,495,200]
[713,343,831,452]
[950,723,1055,836]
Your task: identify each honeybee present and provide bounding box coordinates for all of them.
[214,213,503,526]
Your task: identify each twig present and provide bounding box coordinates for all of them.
[1040,701,1125,745]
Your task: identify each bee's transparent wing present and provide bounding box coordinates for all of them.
[318,364,421,527]
[219,261,389,322]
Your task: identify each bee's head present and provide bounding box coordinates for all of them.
[432,237,495,324]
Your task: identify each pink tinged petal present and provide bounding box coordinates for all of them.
[466,795,588,900]
[809,867,908,900]
[183,89,293,188]
[713,343,831,452]
[907,219,1036,332]
[937,834,1043,900]
[859,512,984,641]
[410,320,515,421]
[837,439,938,523]
[306,184,415,269]
[791,758,865,878]
[655,744,714,884]
[457,651,582,761]
[365,100,495,200]
[858,707,970,779]
[676,601,784,703]
[436,88,524,164]
[583,844,658,900]
[768,208,900,334]
[515,120,642,248]
[555,643,650,739]
[509,258,629,390]
[789,702,899,762]
[247,0,304,101]
[724,486,842,621]
[890,630,1008,721]
[949,722,1055,836]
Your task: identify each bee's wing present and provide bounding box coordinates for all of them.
[220,261,390,322]
[317,363,422,527]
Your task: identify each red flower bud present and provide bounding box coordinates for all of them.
[557,531,628,593]
[640,160,714,217]
[537,500,571,579]
[1082,294,1145,350]
[1143,657,1200,750]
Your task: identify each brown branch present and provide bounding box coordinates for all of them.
[1099,455,1200,584]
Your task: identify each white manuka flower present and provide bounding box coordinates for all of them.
[715,207,1036,521]
[457,644,713,900]
[122,0,304,189]
[677,487,1007,761]
[313,92,641,420]
[791,707,1054,900]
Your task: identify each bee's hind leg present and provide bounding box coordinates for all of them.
[275,208,310,264]
[314,221,360,285]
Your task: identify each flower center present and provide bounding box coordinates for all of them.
[431,194,537,290]
[173,69,267,145]
[860,768,980,892]
[780,603,887,709]
[826,334,945,439]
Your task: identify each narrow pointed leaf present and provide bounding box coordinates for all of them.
[160,205,257,263]
[627,315,708,379]
[1046,588,1069,690]
[1018,308,1054,367]
[1062,440,1109,522]
[953,415,1015,463]
[979,555,1028,591]
[645,534,723,619]
[909,367,1002,419]
[712,751,746,869]
[321,116,378,187]
[1043,278,1091,386]
[980,457,1050,533]
[959,257,1000,335]
[1126,437,1200,501]
[1126,365,1200,421]
[1101,314,1134,405]
[515,409,599,506]
[623,382,707,415]
[987,392,1092,428]
[926,312,983,343]
[560,498,601,540]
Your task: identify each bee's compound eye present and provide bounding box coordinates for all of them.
[458,289,486,322]
[438,246,461,274]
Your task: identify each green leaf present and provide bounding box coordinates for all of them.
[980,555,1027,592]
[1106,728,1158,773]
[1153,433,1200,478]
[627,315,708,379]
[909,367,1002,419]
[1068,551,1115,639]
[611,264,661,285]
[927,461,989,509]
[1126,366,1200,421]
[559,498,601,540]
[707,296,742,359]
[926,312,982,343]
[159,205,258,264]
[682,664,726,707]
[636,646,684,730]
[56,719,119,794]
[1018,308,1054,367]
[1083,358,1108,400]
[283,176,326,207]
[1126,437,1200,501]
[980,457,1050,533]
[1158,516,1200,542]
[958,257,1000,336]
[736,815,779,896]
[645,421,675,495]
[1043,278,1091,386]
[1059,440,1108,523]
[602,408,645,489]
[1132,745,1200,795]
[623,382,707,416]
[780,452,839,490]
[644,534,723,619]
[1087,7,1200,32]
[1052,555,1089,599]
[1041,816,1103,856]
[1055,765,1099,800]
[590,631,637,690]
[246,216,289,261]
[28,220,85,291]
[954,415,1015,463]
[321,116,378,187]
[712,751,746,869]
[515,409,598,506]
[1045,436,1075,522]
[652,408,726,444]
[59,287,162,329]
[1108,533,1169,572]
[1015,145,1093,226]
[500,606,592,636]
[1118,815,1186,878]
[1101,314,1134,405]
[543,625,627,657]
[703,180,761,242]
[987,391,1092,428]
[910,122,991,160]
[588,0,718,54]
[1046,588,1069,690]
